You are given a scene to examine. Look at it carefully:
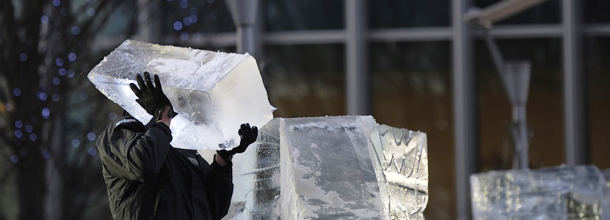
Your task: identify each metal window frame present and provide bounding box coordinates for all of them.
[95,23,610,48]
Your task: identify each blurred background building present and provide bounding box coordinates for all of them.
[0,0,609,219]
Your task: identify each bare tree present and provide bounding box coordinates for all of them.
[0,0,135,219]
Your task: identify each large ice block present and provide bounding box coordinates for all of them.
[280,116,384,219]
[216,116,428,219]
[88,40,274,150]
[368,124,429,219]
[471,165,609,220]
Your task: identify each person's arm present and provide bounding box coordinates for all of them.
[97,108,173,182]
[204,156,234,219]
[205,123,258,219]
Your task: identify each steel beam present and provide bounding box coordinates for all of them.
[345,0,370,115]
[264,30,345,44]
[94,23,610,50]
[226,0,260,55]
[453,0,478,219]
[368,27,452,41]
[562,0,588,165]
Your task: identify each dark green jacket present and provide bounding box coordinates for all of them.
[97,117,233,220]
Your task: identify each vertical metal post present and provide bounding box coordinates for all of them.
[346,0,370,115]
[512,103,529,169]
[453,0,477,219]
[503,61,531,169]
[562,0,588,165]
[226,0,260,56]
[237,27,256,54]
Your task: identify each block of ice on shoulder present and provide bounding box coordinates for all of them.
[471,165,609,220]
[88,40,274,150]
[280,116,384,219]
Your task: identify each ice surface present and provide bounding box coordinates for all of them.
[88,40,274,150]
[368,124,429,220]
[280,116,384,219]
[221,118,282,220]
[211,116,428,219]
[471,165,610,220]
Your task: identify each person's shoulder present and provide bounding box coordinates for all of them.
[111,116,145,132]
[115,118,139,126]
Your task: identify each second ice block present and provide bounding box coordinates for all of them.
[280,116,384,219]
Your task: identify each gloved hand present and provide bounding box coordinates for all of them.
[129,72,177,121]
[217,123,258,162]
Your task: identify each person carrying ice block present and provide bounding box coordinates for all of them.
[96,72,257,220]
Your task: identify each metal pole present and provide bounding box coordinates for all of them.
[453,0,477,219]
[512,104,529,169]
[345,0,370,115]
[237,26,256,54]
[502,61,531,169]
[562,0,588,165]
[226,0,259,55]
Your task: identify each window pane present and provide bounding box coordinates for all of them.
[475,38,563,171]
[474,0,560,25]
[264,44,345,117]
[370,42,452,220]
[369,0,450,28]
[161,0,235,34]
[264,0,344,31]
[583,1,610,23]
[584,37,610,169]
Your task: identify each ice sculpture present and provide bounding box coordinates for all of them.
[88,40,274,150]
[471,165,610,220]
[220,116,429,220]
[280,116,384,219]
[369,124,429,219]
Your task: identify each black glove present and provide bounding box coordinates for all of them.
[217,123,258,162]
[129,72,177,121]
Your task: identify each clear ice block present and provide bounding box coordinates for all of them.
[88,40,274,150]
[219,116,428,219]
[279,116,383,219]
[471,165,609,220]
[368,124,429,220]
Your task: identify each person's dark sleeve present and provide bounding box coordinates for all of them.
[97,119,172,182]
[204,156,234,220]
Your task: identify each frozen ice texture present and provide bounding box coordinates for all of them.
[368,124,429,220]
[280,116,384,219]
[88,40,274,150]
[212,116,428,219]
[471,165,610,220]
[221,118,282,220]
